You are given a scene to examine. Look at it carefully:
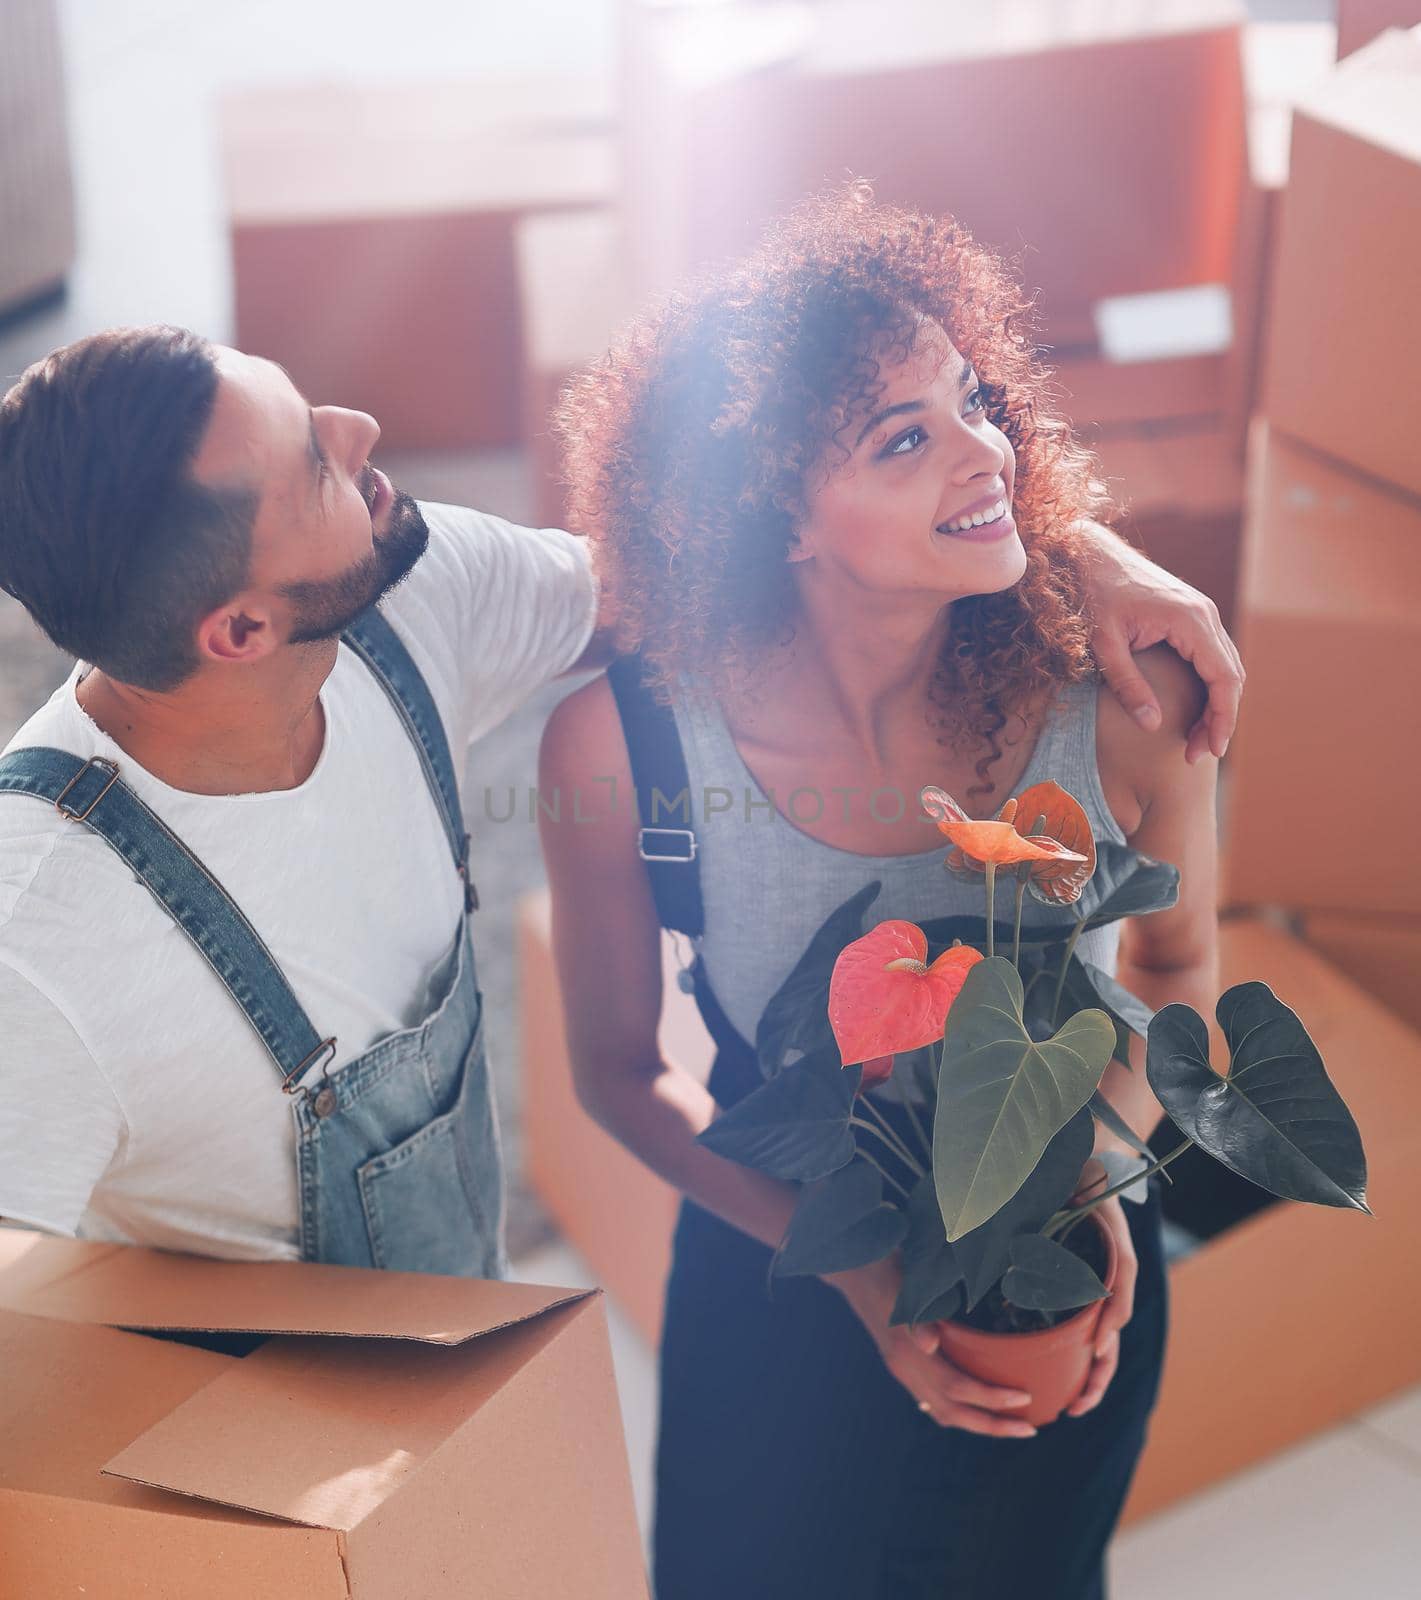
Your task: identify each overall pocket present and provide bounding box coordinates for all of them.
[356,1022,505,1278]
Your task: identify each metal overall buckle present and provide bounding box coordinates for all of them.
[281,1036,338,1118]
[54,756,121,821]
[637,827,697,863]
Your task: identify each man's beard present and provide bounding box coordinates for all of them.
[282,486,429,645]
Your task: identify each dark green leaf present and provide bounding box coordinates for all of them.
[1082,961,1155,1043]
[919,912,1064,957]
[934,958,1115,1239]
[1021,954,1139,1064]
[1146,985,1369,1212]
[1077,844,1179,932]
[774,1158,908,1277]
[755,882,881,1077]
[697,1050,862,1181]
[891,1176,964,1325]
[1087,1091,1155,1160]
[954,1107,1095,1309]
[1001,1233,1107,1313]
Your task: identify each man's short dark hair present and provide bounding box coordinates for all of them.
[0,325,258,691]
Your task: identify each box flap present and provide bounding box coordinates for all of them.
[1299,25,1421,163]
[0,1305,245,1512]
[0,1230,589,1343]
[102,1298,591,1530]
[0,1228,124,1311]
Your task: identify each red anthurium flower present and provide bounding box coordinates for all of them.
[829,920,984,1067]
[861,1054,896,1089]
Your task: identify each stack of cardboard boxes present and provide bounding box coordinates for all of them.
[223,78,614,450]
[516,4,1333,613]
[1226,27,1421,974]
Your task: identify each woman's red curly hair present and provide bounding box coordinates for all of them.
[555,186,1108,780]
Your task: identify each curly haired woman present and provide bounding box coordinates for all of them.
[539,190,1221,1599]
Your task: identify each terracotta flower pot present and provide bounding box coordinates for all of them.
[935,1213,1119,1428]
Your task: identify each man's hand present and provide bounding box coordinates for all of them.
[1077,521,1244,765]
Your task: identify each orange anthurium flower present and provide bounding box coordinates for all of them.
[1012,780,1097,905]
[926,783,1091,886]
[936,819,1084,869]
[829,920,984,1068]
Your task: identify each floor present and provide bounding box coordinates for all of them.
[4,0,1414,1591]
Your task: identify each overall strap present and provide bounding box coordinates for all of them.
[0,747,335,1091]
[341,605,477,912]
[0,605,471,1091]
[606,654,704,939]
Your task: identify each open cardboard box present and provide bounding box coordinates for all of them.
[0,1231,648,1599]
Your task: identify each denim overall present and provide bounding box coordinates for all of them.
[0,607,506,1278]
[607,655,1167,1600]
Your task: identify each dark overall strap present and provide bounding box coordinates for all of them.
[0,604,471,1087]
[606,653,704,939]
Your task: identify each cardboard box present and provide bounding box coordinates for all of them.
[1224,20,1339,424]
[1086,425,1245,626]
[1055,25,1333,431]
[224,78,615,451]
[1123,917,1421,1522]
[1225,425,1421,916]
[1302,911,1421,1036]
[1261,27,1421,500]
[0,1230,648,1599]
[516,209,634,530]
[520,890,710,1348]
[623,1,1248,323]
[1337,1,1421,59]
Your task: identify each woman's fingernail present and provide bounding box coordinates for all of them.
[1133,705,1161,730]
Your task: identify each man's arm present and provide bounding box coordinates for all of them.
[0,962,123,1236]
[562,522,1246,747]
[1075,520,1245,766]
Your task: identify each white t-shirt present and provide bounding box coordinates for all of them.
[0,503,595,1260]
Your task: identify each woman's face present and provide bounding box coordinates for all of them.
[792,323,1025,605]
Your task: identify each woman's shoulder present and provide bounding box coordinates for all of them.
[1094,647,1207,836]
[540,672,627,784]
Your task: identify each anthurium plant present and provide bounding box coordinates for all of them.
[698,781,1370,1346]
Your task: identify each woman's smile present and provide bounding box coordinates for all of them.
[936,497,1015,543]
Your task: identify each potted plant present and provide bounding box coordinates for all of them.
[697,782,1370,1426]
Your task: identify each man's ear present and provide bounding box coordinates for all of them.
[196,597,276,665]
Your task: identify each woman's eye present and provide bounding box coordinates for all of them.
[883,425,927,458]
[964,386,986,416]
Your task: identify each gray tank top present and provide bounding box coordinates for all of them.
[670,677,1128,1053]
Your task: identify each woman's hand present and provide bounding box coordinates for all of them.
[1076,521,1244,765]
[826,1257,1039,1439]
[1063,1159,1141,1419]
